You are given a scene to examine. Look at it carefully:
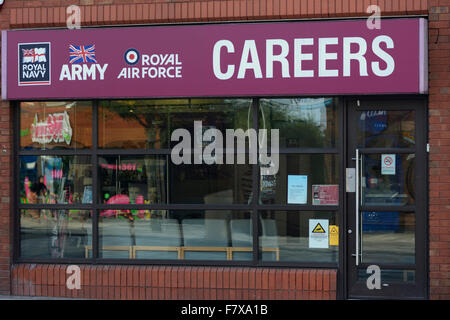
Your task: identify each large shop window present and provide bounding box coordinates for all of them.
[17,98,340,266]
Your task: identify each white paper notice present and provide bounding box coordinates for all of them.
[287,175,308,204]
[381,154,396,175]
[309,219,329,249]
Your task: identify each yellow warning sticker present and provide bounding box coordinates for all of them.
[329,225,339,246]
[312,223,326,233]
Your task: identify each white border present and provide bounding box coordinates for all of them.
[1,30,7,100]
[419,18,428,94]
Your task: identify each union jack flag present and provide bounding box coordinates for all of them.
[69,45,97,64]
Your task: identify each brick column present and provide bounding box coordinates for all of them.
[0,1,11,295]
[0,99,11,296]
[428,0,450,300]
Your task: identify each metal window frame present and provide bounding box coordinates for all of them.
[343,96,428,300]
[13,96,342,270]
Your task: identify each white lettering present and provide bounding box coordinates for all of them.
[237,40,262,79]
[294,38,314,77]
[117,68,127,79]
[83,64,96,80]
[142,54,150,66]
[59,65,71,80]
[343,37,368,77]
[266,39,290,78]
[72,64,82,80]
[150,54,160,65]
[96,64,108,80]
[371,35,395,77]
[318,37,339,77]
[213,40,235,80]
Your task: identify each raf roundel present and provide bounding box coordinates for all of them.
[124,48,140,65]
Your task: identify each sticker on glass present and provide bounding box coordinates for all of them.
[287,175,308,204]
[381,154,396,175]
[312,185,339,205]
[309,219,329,249]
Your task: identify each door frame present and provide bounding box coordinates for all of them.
[342,96,428,300]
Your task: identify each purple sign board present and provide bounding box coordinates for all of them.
[2,18,428,100]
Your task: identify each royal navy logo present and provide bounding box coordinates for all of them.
[18,42,51,86]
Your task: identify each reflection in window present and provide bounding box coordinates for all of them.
[260,98,338,148]
[357,110,415,148]
[259,211,338,263]
[361,154,415,206]
[20,210,92,259]
[98,99,252,149]
[19,155,92,205]
[20,101,92,150]
[260,154,339,205]
[170,162,253,204]
[361,211,415,264]
[357,269,415,284]
[97,210,252,261]
[99,155,166,205]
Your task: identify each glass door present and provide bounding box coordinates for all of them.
[346,98,427,299]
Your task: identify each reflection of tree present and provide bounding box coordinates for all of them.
[261,98,333,148]
[102,100,169,149]
[103,99,252,149]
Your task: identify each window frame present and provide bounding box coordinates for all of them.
[13,97,344,269]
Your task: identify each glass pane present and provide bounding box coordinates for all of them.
[260,98,338,148]
[98,210,251,261]
[361,153,415,206]
[170,161,252,204]
[98,99,252,149]
[98,100,175,149]
[357,269,415,284]
[357,110,415,148]
[19,155,92,204]
[20,210,92,259]
[361,211,415,264]
[169,98,252,149]
[260,154,339,205]
[259,211,338,263]
[99,155,166,204]
[20,101,92,150]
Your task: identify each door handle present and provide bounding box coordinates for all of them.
[354,149,360,266]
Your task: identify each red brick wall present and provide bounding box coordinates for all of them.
[428,0,450,301]
[0,99,11,296]
[0,0,12,293]
[4,0,428,28]
[0,0,12,296]
[11,265,336,300]
[1,0,449,300]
